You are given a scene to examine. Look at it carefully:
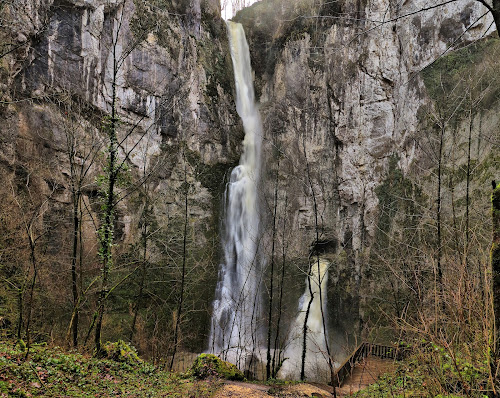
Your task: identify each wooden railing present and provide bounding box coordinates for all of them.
[333,342,404,387]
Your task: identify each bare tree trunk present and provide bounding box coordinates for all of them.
[272,194,287,378]
[130,151,150,343]
[24,227,37,359]
[70,190,80,348]
[488,0,500,36]
[266,156,279,380]
[129,217,147,341]
[436,124,445,313]
[465,103,473,271]
[300,270,314,382]
[170,153,189,371]
[301,129,335,387]
[16,285,23,344]
[492,181,500,384]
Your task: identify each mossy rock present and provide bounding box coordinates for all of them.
[191,354,245,380]
[100,340,141,365]
[15,339,26,352]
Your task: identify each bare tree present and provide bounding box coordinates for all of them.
[492,181,500,374]
[169,148,190,371]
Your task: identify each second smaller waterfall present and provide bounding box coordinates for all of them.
[279,258,334,381]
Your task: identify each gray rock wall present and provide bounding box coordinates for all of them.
[0,0,498,354]
[235,0,497,340]
[0,0,240,350]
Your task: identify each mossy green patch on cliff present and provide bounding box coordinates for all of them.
[197,37,233,104]
[421,37,500,121]
[374,155,425,242]
[184,149,237,197]
[474,151,500,185]
[130,0,182,58]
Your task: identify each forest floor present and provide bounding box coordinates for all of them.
[0,340,399,397]
[0,340,222,397]
[0,340,338,397]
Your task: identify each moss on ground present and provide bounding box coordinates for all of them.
[0,340,222,397]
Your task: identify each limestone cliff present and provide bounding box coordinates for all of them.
[0,0,499,359]
[234,0,499,344]
[0,0,241,351]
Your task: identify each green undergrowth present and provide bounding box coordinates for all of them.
[353,342,491,398]
[190,353,245,381]
[0,340,221,397]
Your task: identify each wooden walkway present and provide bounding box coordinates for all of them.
[330,342,401,396]
[336,357,394,396]
[333,342,402,387]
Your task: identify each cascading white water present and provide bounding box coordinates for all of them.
[279,258,334,381]
[209,21,263,367]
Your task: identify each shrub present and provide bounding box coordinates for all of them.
[191,354,244,381]
[100,340,141,365]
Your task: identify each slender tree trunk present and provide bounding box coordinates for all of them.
[436,125,445,312]
[130,162,149,342]
[272,194,287,378]
[24,229,37,359]
[170,156,189,371]
[301,131,335,386]
[266,156,279,380]
[129,220,147,342]
[94,180,115,354]
[71,190,80,348]
[94,23,120,353]
[95,75,118,355]
[492,182,500,377]
[490,2,500,36]
[300,270,314,381]
[465,104,473,272]
[309,177,335,391]
[16,285,24,344]
[450,126,461,256]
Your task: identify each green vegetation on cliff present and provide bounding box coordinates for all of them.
[422,37,500,119]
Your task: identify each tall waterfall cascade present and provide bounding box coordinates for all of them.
[209,21,264,367]
[279,258,334,380]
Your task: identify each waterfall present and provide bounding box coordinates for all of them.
[209,21,263,367]
[279,258,334,381]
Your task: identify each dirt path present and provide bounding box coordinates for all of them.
[214,381,333,397]
[214,357,394,397]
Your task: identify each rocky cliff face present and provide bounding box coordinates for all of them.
[0,0,242,350]
[0,0,498,357]
[235,0,498,342]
